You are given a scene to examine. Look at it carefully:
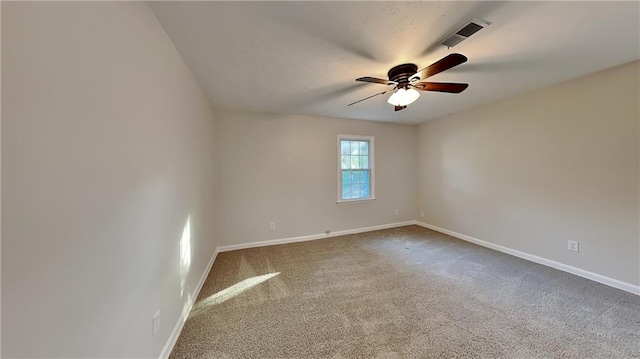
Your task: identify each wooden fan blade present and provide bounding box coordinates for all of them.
[409,53,468,82]
[356,77,397,85]
[413,82,469,93]
[347,87,395,106]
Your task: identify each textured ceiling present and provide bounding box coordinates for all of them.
[149,1,640,124]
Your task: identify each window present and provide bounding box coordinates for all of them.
[337,135,375,203]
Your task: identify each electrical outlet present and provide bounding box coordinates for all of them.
[420,211,424,217]
[567,240,579,252]
[270,222,276,230]
[152,310,160,336]
[394,209,399,215]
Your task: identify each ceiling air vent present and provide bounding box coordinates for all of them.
[440,19,489,49]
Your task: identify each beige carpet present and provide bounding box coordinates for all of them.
[170,225,640,358]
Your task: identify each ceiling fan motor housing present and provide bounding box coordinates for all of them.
[388,63,418,86]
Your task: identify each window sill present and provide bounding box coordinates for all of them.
[336,198,376,205]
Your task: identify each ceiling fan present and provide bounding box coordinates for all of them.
[348,53,469,111]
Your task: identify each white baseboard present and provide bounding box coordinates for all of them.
[159,249,218,359]
[414,221,640,296]
[217,220,415,252]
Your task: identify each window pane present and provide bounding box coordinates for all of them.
[359,141,368,155]
[350,141,359,155]
[351,184,361,198]
[360,155,369,169]
[342,182,352,199]
[351,171,359,184]
[341,141,350,155]
[361,183,370,197]
[363,170,370,185]
[341,155,350,169]
[342,170,352,185]
[350,155,360,169]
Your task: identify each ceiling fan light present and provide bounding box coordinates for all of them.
[387,88,420,107]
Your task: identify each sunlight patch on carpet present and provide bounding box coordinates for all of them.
[192,272,281,315]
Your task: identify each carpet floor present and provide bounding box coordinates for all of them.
[169,225,640,358]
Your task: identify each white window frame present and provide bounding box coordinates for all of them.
[337,134,375,204]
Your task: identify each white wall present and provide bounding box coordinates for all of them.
[2,2,217,357]
[214,109,416,247]
[416,61,640,286]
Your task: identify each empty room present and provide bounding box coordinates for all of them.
[2,1,639,358]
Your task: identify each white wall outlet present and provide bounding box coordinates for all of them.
[567,240,579,252]
[394,209,399,215]
[152,310,160,336]
[269,222,275,230]
[420,211,424,217]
